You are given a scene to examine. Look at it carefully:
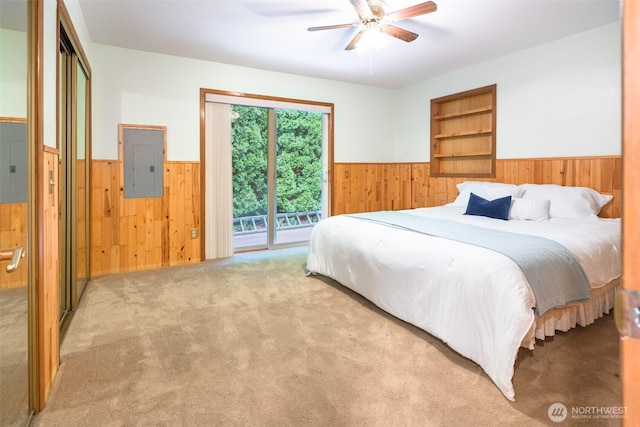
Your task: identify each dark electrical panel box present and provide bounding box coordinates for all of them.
[0,122,28,204]
[123,128,164,198]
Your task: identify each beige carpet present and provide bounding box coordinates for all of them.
[0,286,30,426]
[31,247,621,426]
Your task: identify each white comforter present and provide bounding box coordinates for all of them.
[306,205,621,400]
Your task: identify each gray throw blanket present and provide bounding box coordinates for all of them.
[348,211,592,316]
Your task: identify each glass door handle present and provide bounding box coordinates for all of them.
[0,246,24,273]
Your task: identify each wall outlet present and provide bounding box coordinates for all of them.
[190,228,198,239]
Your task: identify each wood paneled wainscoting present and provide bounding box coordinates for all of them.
[91,160,201,276]
[90,155,619,275]
[332,163,414,214]
[333,156,621,218]
[41,147,61,404]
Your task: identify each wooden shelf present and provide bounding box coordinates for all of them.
[433,151,492,158]
[433,106,493,120]
[430,84,497,178]
[433,129,492,139]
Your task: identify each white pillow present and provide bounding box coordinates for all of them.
[509,198,550,221]
[519,184,613,219]
[453,181,521,207]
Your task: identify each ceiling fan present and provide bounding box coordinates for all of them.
[307,0,437,50]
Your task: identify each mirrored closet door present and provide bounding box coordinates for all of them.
[59,10,91,332]
[0,0,32,424]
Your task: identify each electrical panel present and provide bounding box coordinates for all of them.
[123,128,164,199]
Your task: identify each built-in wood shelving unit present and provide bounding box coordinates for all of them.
[430,84,497,177]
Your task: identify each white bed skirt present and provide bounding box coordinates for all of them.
[521,279,619,348]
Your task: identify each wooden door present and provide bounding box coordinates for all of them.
[622,0,640,425]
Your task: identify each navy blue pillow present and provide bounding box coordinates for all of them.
[464,192,512,220]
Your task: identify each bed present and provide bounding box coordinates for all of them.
[306,182,621,400]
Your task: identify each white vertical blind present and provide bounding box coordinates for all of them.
[204,102,234,259]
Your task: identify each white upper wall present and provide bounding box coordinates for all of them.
[92,20,621,162]
[43,0,57,148]
[0,28,27,118]
[92,45,395,161]
[393,21,621,161]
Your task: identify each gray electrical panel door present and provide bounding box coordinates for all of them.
[0,122,28,204]
[123,128,164,198]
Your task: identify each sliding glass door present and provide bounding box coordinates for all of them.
[203,90,332,260]
[273,108,323,246]
[231,106,324,251]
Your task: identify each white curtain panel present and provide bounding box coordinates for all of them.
[204,102,233,259]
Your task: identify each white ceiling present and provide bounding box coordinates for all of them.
[77,0,621,89]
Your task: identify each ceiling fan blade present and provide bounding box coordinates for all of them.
[380,25,419,43]
[349,0,373,19]
[308,23,357,31]
[385,1,437,22]
[345,29,366,50]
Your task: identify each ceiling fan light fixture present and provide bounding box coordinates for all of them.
[356,25,388,51]
[308,0,437,51]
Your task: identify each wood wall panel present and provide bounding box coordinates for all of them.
[77,159,86,279]
[90,160,201,276]
[334,156,621,218]
[90,156,618,275]
[40,149,60,404]
[332,163,412,214]
[622,0,640,423]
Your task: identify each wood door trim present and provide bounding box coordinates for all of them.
[622,0,640,425]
